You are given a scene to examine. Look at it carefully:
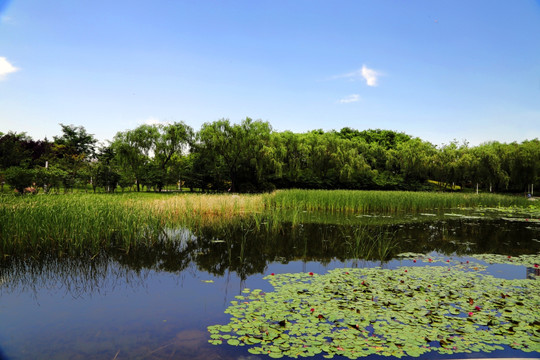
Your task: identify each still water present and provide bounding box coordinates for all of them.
[1,212,539,359]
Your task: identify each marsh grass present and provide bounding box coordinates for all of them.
[0,194,160,255]
[0,193,265,256]
[344,226,399,262]
[0,189,530,256]
[148,193,264,227]
[265,189,529,213]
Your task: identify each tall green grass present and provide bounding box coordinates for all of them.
[0,193,264,256]
[344,226,399,262]
[264,189,529,213]
[0,189,531,256]
[0,194,163,255]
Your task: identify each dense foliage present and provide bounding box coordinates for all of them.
[1,119,538,193]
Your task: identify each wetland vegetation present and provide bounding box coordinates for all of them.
[1,122,539,359]
[0,190,539,359]
[0,190,535,257]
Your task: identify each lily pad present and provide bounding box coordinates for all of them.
[209,263,540,358]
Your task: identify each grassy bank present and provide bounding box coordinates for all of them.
[0,190,533,256]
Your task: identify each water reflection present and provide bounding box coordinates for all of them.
[527,266,540,280]
[0,216,539,360]
[1,217,538,297]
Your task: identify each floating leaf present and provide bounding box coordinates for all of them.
[209,262,540,358]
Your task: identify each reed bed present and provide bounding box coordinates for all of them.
[0,194,161,255]
[147,193,265,227]
[0,193,265,256]
[0,189,530,256]
[264,189,529,213]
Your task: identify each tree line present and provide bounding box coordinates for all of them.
[1,118,538,194]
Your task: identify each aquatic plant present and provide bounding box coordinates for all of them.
[265,189,529,213]
[0,189,533,257]
[0,193,263,256]
[345,227,398,262]
[397,252,540,269]
[208,263,540,358]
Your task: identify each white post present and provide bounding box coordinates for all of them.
[44,161,49,193]
[476,183,479,195]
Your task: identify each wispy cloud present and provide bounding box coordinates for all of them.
[338,94,360,104]
[0,57,18,80]
[333,65,381,87]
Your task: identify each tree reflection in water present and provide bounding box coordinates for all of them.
[1,217,538,298]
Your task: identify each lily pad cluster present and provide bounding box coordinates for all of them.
[397,252,540,269]
[469,253,540,268]
[396,252,486,267]
[208,265,540,358]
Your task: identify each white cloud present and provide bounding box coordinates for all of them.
[333,65,381,87]
[0,57,18,80]
[338,94,360,104]
[360,65,379,87]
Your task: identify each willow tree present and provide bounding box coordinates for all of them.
[112,122,193,192]
[195,118,272,192]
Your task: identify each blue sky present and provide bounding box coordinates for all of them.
[1,0,539,146]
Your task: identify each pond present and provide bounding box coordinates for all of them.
[0,211,539,360]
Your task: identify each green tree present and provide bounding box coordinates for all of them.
[0,132,52,170]
[112,122,193,192]
[3,167,36,194]
[472,142,509,192]
[90,144,121,193]
[195,118,272,192]
[35,165,68,193]
[51,124,97,191]
[508,139,539,193]
[112,124,157,192]
[390,138,436,187]
[432,141,461,190]
[152,122,194,191]
[269,131,307,188]
[53,124,97,157]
